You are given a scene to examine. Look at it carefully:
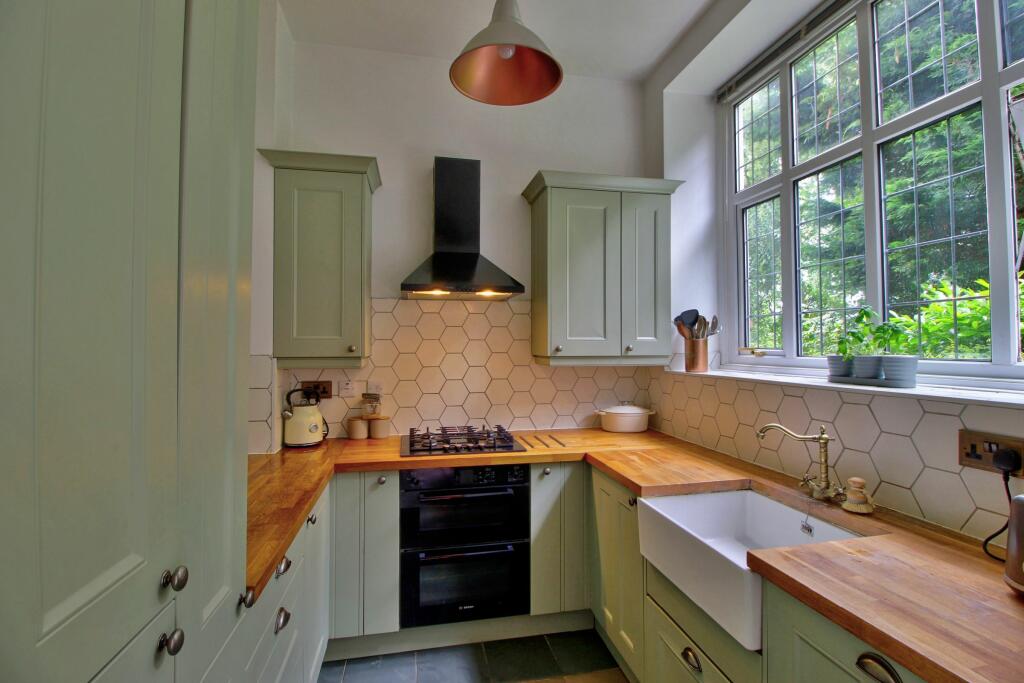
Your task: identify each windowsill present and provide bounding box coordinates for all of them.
[664,364,1024,409]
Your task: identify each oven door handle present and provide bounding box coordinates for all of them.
[418,545,516,563]
[417,488,516,503]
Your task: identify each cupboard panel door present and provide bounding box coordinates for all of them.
[0,1,185,680]
[274,170,364,358]
[622,193,672,357]
[530,464,564,615]
[331,473,363,638]
[302,488,331,683]
[362,471,400,635]
[91,602,177,683]
[561,461,588,612]
[548,189,621,357]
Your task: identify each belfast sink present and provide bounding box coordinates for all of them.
[637,490,857,650]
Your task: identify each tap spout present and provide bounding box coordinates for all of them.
[756,423,829,444]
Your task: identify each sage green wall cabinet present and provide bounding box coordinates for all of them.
[764,582,924,683]
[1,1,186,680]
[523,172,682,366]
[645,597,730,683]
[301,488,332,682]
[331,471,401,639]
[589,468,645,678]
[261,150,380,369]
[530,463,587,616]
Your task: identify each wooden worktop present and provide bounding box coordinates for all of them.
[247,428,1024,682]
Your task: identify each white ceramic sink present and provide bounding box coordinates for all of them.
[638,490,857,650]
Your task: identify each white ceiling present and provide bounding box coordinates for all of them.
[277,0,714,82]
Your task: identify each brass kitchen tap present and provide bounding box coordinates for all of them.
[756,423,846,503]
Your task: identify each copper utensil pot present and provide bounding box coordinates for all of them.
[685,338,708,373]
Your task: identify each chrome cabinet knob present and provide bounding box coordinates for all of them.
[542,467,552,476]
[554,345,563,353]
[348,345,357,353]
[160,565,189,592]
[625,345,634,353]
[681,647,701,673]
[275,556,292,578]
[307,513,318,525]
[158,629,185,656]
[377,476,387,485]
[238,588,256,608]
[274,608,291,635]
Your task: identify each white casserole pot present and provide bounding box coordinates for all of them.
[597,404,655,433]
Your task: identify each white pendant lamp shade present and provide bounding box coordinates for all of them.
[450,0,562,106]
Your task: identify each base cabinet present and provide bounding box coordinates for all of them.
[645,597,730,683]
[301,490,332,682]
[530,462,587,615]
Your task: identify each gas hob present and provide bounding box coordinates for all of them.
[399,425,526,457]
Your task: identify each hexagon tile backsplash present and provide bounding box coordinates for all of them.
[254,298,1024,546]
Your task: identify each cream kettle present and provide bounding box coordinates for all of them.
[282,388,328,447]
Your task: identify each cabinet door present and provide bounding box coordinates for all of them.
[548,189,622,357]
[176,0,258,680]
[362,471,400,635]
[0,2,185,680]
[645,597,730,683]
[302,488,331,683]
[531,464,564,615]
[561,461,588,612]
[331,473,363,638]
[621,193,672,357]
[274,169,365,359]
[91,602,177,683]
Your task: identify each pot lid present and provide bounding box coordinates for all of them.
[603,404,649,414]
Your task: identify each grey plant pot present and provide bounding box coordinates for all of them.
[827,355,852,378]
[852,355,883,379]
[881,355,918,387]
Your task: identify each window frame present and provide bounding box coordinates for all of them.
[720,0,1024,386]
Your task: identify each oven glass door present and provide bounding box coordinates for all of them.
[400,485,529,549]
[400,541,530,628]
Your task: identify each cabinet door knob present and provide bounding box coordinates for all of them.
[628,497,637,507]
[307,513,318,525]
[238,588,256,608]
[275,555,292,578]
[856,653,902,683]
[554,345,563,353]
[274,608,291,635]
[159,565,189,592]
[377,475,387,485]
[348,345,357,353]
[158,629,185,656]
[681,647,701,673]
[625,345,634,353]
[542,467,552,476]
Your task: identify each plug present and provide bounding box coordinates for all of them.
[993,448,1022,476]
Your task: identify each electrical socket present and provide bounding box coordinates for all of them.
[339,380,355,398]
[299,380,332,400]
[958,429,1024,476]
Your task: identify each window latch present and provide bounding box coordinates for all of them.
[739,346,768,358]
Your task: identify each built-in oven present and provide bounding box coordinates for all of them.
[399,465,530,628]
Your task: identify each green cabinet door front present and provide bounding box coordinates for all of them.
[645,597,730,683]
[362,471,400,635]
[91,602,177,683]
[548,189,622,358]
[622,192,672,357]
[274,169,365,359]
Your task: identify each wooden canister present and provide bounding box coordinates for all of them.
[684,338,708,373]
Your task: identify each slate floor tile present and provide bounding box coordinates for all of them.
[484,635,563,682]
[417,644,489,683]
[545,630,617,674]
[317,659,345,683]
[342,652,415,683]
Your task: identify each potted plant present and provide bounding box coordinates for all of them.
[832,308,885,379]
[872,319,918,387]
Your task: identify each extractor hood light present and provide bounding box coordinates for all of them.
[410,289,451,298]
[475,290,504,297]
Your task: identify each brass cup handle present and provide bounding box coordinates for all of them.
[554,345,563,353]
[160,565,189,592]
[628,497,637,507]
[681,646,702,673]
[856,653,902,683]
[238,588,256,608]
[275,556,292,578]
[274,608,291,635]
[377,476,387,485]
[158,628,185,656]
[307,513,318,525]
[542,467,552,476]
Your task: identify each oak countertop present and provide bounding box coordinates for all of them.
[247,428,1024,683]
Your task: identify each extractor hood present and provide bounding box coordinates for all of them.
[401,157,525,300]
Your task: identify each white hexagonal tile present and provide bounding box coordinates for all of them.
[615,366,637,378]
[552,390,577,416]
[372,298,398,313]
[716,404,739,438]
[509,299,530,314]
[777,396,811,433]
[594,390,618,410]
[699,386,719,416]
[486,403,514,427]
[439,301,469,326]
[371,339,399,367]
[463,314,490,340]
[440,380,469,406]
[439,353,469,379]
[913,468,975,530]
[699,416,720,447]
[486,379,514,405]
[594,367,618,390]
[368,366,399,394]
[531,404,557,429]
[392,300,422,326]
[393,327,422,354]
[920,400,964,415]
[464,393,491,420]
[416,394,445,421]
[416,339,445,367]
[417,313,445,340]
[551,367,577,391]
[463,340,491,366]
[508,392,534,417]
[485,353,514,379]
[834,404,880,452]
[670,381,689,411]
[393,354,422,381]
[531,378,556,404]
[415,367,445,394]
[464,300,488,314]
[961,509,1008,545]
[873,483,923,517]
[683,376,703,398]
[510,417,535,431]
[573,377,599,403]
[753,384,784,412]
[371,312,399,341]
[840,391,872,404]
[485,327,513,353]
[393,381,422,408]
[734,390,759,426]
[833,449,880,494]
[463,366,490,393]
[614,377,639,402]
[553,416,577,429]
[716,379,738,404]
[248,388,271,422]
[777,438,812,477]
[803,388,842,421]
[574,402,599,428]
[870,433,923,487]
[870,396,923,436]
[392,407,422,433]
[961,466,1024,513]
[440,405,469,426]
[508,340,533,366]
[485,302,513,326]
[734,424,759,461]
[911,413,964,472]
[716,436,737,456]
[962,405,1024,436]
[756,448,783,471]
[508,366,535,392]
[782,385,806,396]
[439,327,469,354]
[685,400,704,429]
[508,314,531,340]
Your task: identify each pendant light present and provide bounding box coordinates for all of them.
[450,0,562,106]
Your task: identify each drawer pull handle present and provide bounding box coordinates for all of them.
[307,513,318,525]
[856,653,902,683]
[274,608,291,635]
[681,646,702,673]
[275,556,292,578]
[238,588,256,608]
[158,628,185,656]
[159,565,189,592]
[628,497,637,507]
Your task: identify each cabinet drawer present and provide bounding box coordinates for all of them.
[645,597,729,683]
[646,563,761,683]
[240,530,305,677]
[91,601,176,683]
[257,562,304,683]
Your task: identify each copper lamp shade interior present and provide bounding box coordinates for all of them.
[450,0,562,106]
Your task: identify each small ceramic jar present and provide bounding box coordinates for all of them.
[369,418,390,439]
[347,417,368,440]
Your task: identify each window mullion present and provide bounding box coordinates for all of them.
[857,2,886,319]
[779,68,798,358]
